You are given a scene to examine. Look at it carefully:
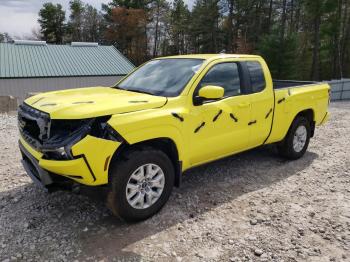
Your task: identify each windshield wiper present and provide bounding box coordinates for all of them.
[114,86,157,96]
[113,85,126,90]
[124,89,155,96]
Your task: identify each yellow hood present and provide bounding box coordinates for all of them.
[24,87,167,119]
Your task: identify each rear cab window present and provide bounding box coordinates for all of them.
[246,61,266,93]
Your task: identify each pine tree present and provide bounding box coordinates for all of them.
[82,5,104,42]
[190,0,223,53]
[0,32,12,43]
[38,3,66,44]
[33,0,350,78]
[150,0,170,56]
[68,0,85,41]
[169,0,191,54]
[258,31,298,79]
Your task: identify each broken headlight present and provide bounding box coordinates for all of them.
[42,116,123,160]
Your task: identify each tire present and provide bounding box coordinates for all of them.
[107,147,174,222]
[277,116,311,160]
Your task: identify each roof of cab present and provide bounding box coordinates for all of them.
[158,54,262,61]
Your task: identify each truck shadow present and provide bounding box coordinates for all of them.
[77,146,318,260]
[0,146,318,261]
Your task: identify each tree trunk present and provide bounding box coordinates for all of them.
[232,0,241,53]
[267,0,273,33]
[341,0,350,76]
[311,15,321,81]
[332,0,343,79]
[153,2,160,57]
[290,0,294,34]
[227,0,234,52]
[280,0,287,41]
[294,0,302,32]
[277,0,287,77]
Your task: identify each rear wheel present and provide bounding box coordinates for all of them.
[107,148,174,222]
[277,116,311,160]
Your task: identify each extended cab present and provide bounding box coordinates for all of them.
[18,54,330,221]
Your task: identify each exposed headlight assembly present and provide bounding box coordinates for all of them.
[42,116,124,160]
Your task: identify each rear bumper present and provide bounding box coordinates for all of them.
[19,135,120,187]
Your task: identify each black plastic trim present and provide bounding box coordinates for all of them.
[174,161,182,188]
[103,124,129,144]
[278,98,286,104]
[74,154,96,182]
[265,108,273,119]
[21,159,49,191]
[19,141,53,190]
[194,122,206,133]
[213,110,223,122]
[171,112,184,122]
[230,113,238,122]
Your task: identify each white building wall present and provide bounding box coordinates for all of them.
[0,75,124,102]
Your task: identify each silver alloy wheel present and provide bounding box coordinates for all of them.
[126,163,165,209]
[293,125,307,153]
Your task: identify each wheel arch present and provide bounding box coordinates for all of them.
[109,137,182,188]
[294,108,315,137]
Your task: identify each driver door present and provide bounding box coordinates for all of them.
[187,61,252,166]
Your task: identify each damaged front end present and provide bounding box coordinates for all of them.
[40,118,96,160]
[18,103,122,189]
[18,103,122,159]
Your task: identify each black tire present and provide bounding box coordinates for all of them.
[277,116,311,160]
[107,147,174,222]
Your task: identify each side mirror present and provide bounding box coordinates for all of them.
[194,85,224,105]
[199,85,225,100]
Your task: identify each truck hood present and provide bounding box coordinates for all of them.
[24,87,167,119]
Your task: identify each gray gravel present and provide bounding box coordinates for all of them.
[1,102,350,262]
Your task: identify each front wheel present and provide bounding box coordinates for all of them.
[107,148,174,222]
[277,116,311,160]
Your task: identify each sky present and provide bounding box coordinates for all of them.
[0,0,195,38]
[0,0,110,37]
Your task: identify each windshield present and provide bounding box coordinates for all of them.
[116,58,204,97]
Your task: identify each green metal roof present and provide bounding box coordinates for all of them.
[0,43,135,79]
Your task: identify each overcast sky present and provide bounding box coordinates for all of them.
[0,0,193,38]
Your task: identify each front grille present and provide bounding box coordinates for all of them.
[18,103,50,150]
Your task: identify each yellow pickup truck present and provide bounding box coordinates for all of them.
[18,54,330,221]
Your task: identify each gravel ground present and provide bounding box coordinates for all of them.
[0,101,349,262]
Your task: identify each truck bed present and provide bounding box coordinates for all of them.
[273,80,316,89]
[266,80,330,145]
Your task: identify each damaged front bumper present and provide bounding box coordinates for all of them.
[19,135,120,190]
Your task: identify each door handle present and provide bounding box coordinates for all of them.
[238,102,250,108]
